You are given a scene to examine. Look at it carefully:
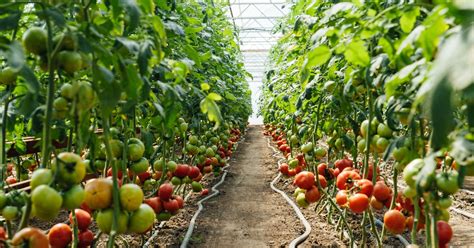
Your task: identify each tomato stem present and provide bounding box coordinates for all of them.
[71,210,79,248]
[102,114,120,248]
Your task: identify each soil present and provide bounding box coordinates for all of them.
[189,125,305,248]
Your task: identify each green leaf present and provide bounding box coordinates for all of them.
[304,45,331,68]
[4,41,25,71]
[400,7,420,33]
[344,40,370,66]
[200,97,222,129]
[93,65,120,115]
[124,64,143,102]
[18,66,39,93]
[0,12,20,31]
[201,83,210,91]
[121,0,141,34]
[429,80,453,150]
[207,93,222,101]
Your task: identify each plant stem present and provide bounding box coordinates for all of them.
[102,115,120,248]
[0,89,10,185]
[72,210,79,248]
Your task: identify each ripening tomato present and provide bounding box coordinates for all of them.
[305,185,321,203]
[373,181,391,202]
[349,193,369,213]
[11,227,49,248]
[437,221,453,246]
[405,215,425,231]
[48,223,72,248]
[69,209,92,231]
[84,178,113,210]
[174,195,184,209]
[336,171,361,190]
[356,179,374,197]
[370,197,384,210]
[384,210,406,234]
[0,226,6,240]
[336,190,348,206]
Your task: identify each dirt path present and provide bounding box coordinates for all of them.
[190,125,303,247]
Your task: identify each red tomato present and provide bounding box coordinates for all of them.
[349,193,369,213]
[187,166,200,179]
[174,164,190,178]
[294,171,315,190]
[356,179,373,197]
[48,223,72,248]
[437,221,453,246]
[305,185,321,203]
[373,181,391,202]
[279,163,289,175]
[0,226,6,240]
[384,210,406,234]
[158,183,173,201]
[335,158,353,171]
[69,209,92,231]
[288,169,297,177]
[79,202,92,215]
[336,171,361,190]
[333,168,341,177]
[336,190,348,206]
[144,197,162,213]
[162,199,179,213]
[78,229,93,248]
[365,163,380,181]
[201,189,209,196]
[6,177,17,185]
[174,195,184,209]
[318,175,327,188]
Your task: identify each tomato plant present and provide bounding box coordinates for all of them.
[261,1,473,247]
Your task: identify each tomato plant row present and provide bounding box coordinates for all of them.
[0,0,250,247]
[261,1,473,248]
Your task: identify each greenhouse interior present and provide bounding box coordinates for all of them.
[0,0,472,247]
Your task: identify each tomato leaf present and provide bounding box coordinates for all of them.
[400,7,420,33]
[344,40,370,66]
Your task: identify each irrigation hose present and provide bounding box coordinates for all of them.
[266,138,311,248]
[179,135,246,248]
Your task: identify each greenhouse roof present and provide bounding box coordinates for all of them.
[226,0,293,124]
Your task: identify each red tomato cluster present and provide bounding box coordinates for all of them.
[144,183,185,221]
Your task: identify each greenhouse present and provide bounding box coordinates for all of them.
[0,0,472,247]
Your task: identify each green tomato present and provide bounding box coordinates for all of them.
[293,188,306,197]
[171,176,182,186]
[58,51,83,74]
[53,97,69,111]
[128,204,155,233]
[403,159,424,187]
[289,159,299,169]
[96,209,128,234]
[109,139,124,159]
[60,83,76,100]
[301,142,313,154]
[62,184,85,210]
[377,123,393,138]
[296,193,309,208]
[358,139,366,153]
[128,138,145,161]
[153,158,165,171]
[189,135,199,145]
[0,191,6,209]
[2,206,18,220]
[31,185,62,220]
[120,184,144,211]
[438,197,453,209]
[179,122,188,133]
[167,161,177,172]
[314,147,327,158]
[130,157,149,174]
[30,169,53,190]
[52,152,86,185]
[191,181,203,192]
[0,67,18,85]
[157,212,172,221]
[376,137,389,154]
[95,160,106,172]
[436,171,459,195]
